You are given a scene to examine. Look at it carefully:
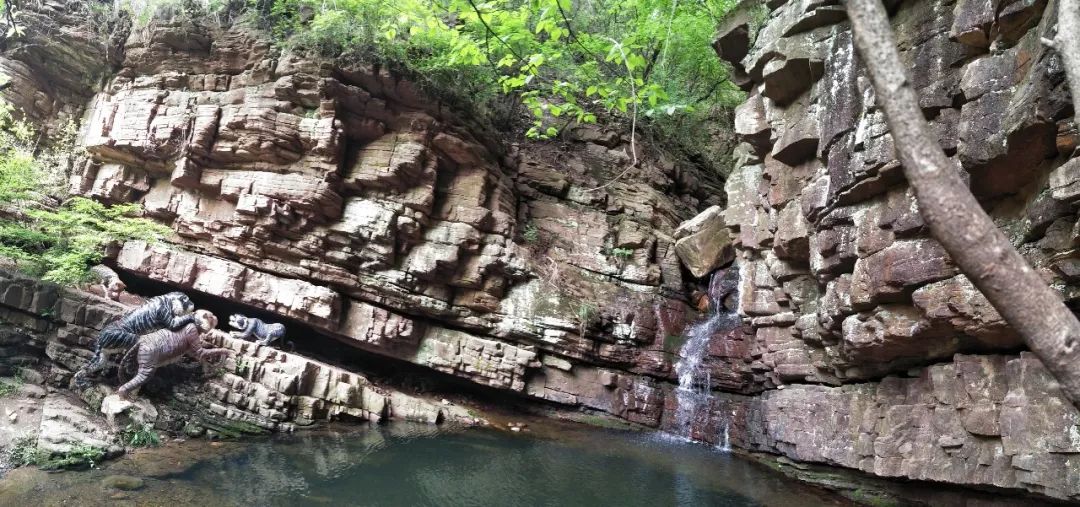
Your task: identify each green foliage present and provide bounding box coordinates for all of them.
[747,1,771,33]
[122,0,243,28]
[0,379,18,397]
[0,368,24,397]
[121,423,161,448]
[576,301,597,322]
[0,102,38,203]
[37,444,106,470]
[254,0,745,141]
[0,197,171,285]
[6,435,104,470]
[0,101,172,285]
[7,436,48,467]
[608,247,633,259]
[523,223,540,243]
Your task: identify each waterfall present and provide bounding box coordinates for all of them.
[671,269,739,445]
[717,421,730,452]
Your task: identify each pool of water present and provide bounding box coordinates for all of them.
[0,423,852,507]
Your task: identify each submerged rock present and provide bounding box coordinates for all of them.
[101,475,145,491]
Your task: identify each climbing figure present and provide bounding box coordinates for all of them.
[87,264,126,301]
[117,309,229,399]
[228,313,286,347]
[73,291,196,387]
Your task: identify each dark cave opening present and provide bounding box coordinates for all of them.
[110,267,552,414]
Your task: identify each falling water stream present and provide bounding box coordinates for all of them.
[672,270,740,447]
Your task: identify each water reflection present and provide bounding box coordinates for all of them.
[0,423,851,507]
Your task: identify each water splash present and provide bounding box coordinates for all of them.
[671,269,739,445]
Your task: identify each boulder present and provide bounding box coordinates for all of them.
[673,206,736,278]
[100,394,159,429]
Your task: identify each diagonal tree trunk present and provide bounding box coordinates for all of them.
[844,0,1080,406]
[1055,2,1080,106]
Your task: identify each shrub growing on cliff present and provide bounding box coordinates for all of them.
[522,223,540,243]
[252,0,744,149]
[0,368,24,397]
[0,100,171,285]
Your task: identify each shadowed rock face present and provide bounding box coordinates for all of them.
[706,0,1080,501]
[0,4,727,429]
[0,269,475,443]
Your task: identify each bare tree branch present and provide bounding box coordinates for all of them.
[583,38,640,193]
[846,0,1080,406]
[465,0,525,64]
[2,0,21,38]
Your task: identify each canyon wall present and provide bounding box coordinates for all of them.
[0,0,724,433]
[4,0,1080,501]
[693,0,1080,501]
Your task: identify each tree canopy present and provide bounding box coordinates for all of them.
[250,0,743,145]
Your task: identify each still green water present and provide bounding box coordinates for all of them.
[0,423,850,507]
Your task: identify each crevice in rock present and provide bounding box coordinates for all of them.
[113,268,558,413]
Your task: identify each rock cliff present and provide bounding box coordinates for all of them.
[4,0,1080,502]
[0,0,722,437]
[700,0,1080,501]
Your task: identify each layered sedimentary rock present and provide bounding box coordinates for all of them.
[0,2,724,431]
[697,0,1080,500]
[0,268,471,444]
[663,353,1080,500]
[5,0,1080,500]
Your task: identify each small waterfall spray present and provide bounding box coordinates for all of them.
[717,421,730,452]
[671,269,739,445]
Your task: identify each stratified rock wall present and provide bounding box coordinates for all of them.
[0,4,724,429]
[707,0,1080,500]
[6,0,1080,500]
[0,268,469,437]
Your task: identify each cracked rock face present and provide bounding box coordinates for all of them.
[705,0,1080,500]
[6,0,1080,501]
[1,4,725,432]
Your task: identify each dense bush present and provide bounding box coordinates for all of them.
[249,0,744,156]
[0,102,170,285]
